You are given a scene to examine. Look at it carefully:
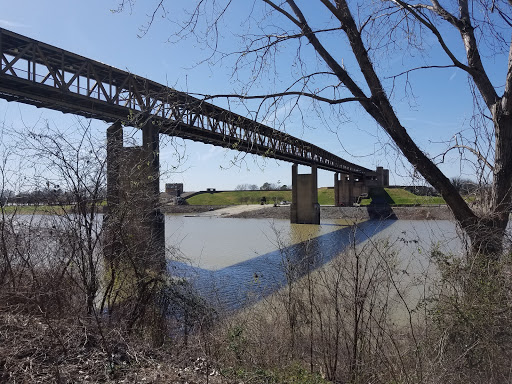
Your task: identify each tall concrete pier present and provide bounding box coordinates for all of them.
[334,166,389,206]
[291,164,320,224]
[104,122,165,274]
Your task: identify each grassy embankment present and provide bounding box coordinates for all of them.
[369,187,446,205]
[186,187,446,206]
[186,188,336,205]
[0,202,106,215]
[4,188,446,213]
[0,205,71,215]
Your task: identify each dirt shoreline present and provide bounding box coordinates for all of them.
[162,204,453,220]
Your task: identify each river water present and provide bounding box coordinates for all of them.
[12,213,464,310]
[165,216,464,310]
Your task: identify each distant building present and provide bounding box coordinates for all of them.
[363,166,390,187]
[165,183,184,197]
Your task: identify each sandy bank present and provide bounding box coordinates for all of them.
[162,204,453,220]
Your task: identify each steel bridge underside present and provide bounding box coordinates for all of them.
[0,27,370,176]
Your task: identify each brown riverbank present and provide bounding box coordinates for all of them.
[162,204,453,220]
[160,205,229,214]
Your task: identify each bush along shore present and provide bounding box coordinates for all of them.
[3,202,512,383]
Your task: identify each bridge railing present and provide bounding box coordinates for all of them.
[0,27,370,175]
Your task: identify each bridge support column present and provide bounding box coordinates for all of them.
[141,123,166,270]
[104,122,166,340]
[105,122,165,269]
[334,173,355,206]
[334,173,340,206]
[106,122,123,214]
[291,164,320,224]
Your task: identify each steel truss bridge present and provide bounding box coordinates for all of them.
[0,28,370,175]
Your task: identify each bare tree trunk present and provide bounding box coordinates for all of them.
[467,108,512,256]
[299,0,497,253]
[118,0,512,258]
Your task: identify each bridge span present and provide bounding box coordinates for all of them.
[0,27,369,176]
[0,27,388,233]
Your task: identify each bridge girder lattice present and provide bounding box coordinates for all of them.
[0,28,370,175]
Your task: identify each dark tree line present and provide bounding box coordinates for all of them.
[235,183,290,191]
[2,187,106,207]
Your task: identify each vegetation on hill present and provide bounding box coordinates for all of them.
[187,188,336,206]
[185,187,446,206]
[187,190,292,205]
[317,187,335,205]
[371,188,445,206]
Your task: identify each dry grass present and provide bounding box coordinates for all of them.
[0,302,235,383]
[2,204,512,383]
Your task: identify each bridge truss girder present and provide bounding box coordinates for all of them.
[0,27,370,176]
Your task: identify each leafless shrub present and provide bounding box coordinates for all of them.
[0,119,223,381]
[208,222,426,383]
[425,249,512,384]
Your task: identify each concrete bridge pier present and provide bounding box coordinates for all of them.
[334,166,390,206]
[104,121,165,272]
[290,164,320,224]
[104,121,166,342]
[334,172,354,206]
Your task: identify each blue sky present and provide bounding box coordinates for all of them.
[0,0,503,191]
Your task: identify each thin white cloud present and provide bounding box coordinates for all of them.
[0,19,29,29]
[196,145,227,162]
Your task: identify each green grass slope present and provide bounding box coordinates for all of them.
[187,190,292,205]
[186,187,446,206]
[367,188,445,205]
[187,187,336,206]
[317,187,334,205]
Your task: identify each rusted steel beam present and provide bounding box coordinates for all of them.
[0,27,371,175]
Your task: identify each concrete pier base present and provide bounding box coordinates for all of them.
[104,121,165,285]
[334,172,354,206]
[290,164,320,224]
[334,166,390,206]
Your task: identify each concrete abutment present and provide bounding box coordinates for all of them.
[334,166,390,206]
[104,122,166,339]
[290,164,320,224]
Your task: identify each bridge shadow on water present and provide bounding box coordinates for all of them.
[168,219,397,311]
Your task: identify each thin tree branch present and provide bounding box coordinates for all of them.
[390,0,471,72]
[197,92,368,105]
[284,0,373,108]
[435,144,495,171]
[261,0,301,26]
[385,64,458,79]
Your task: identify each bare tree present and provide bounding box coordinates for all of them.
[235,183,259,191]
[8,120,107,315]
[115,0,512,257]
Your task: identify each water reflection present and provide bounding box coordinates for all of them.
[12,214,464,311]
[166,217,397,310]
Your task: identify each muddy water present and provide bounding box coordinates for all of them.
[165,216,463,310]
[12,214,464,310]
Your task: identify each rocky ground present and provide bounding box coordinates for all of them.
[160,205,229,214]
[0,310,234,384]
[162,204,453,221]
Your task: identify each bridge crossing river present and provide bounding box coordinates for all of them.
[0,27,369,176]
[0,27,391,279]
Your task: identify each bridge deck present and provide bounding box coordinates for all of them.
[0,28,370,175]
